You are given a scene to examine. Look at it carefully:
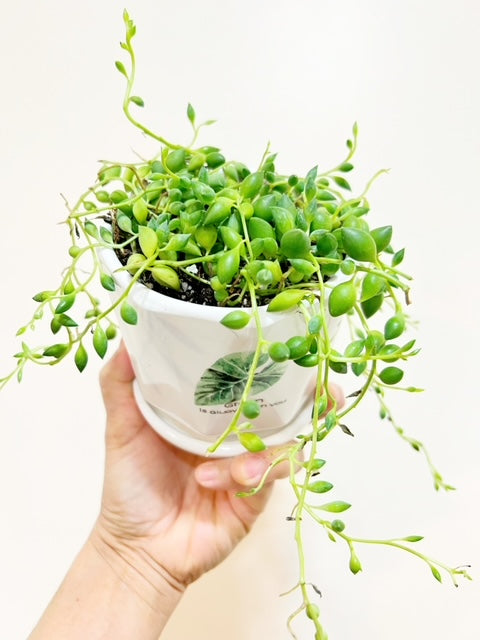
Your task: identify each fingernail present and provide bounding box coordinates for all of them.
[243,456,267,483]
[195,463,220,487]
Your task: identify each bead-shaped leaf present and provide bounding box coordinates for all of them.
[238,432,267,452]
[361,293,384,318]
[120,301,138,325]
[349,549,362,575]
[342,227,377,262]
[74,343,88,372]
[43,343,69,358]
[100,273,116,292]
[151,265,181,290]
[384,314,405,340]
[138,225,158,258]
[93,326,108,359]
[187,102,196,124]
[133,198,149,224]
[328,280,357,317]
[217,247,240,284]
[361,273,386,301]
[307,481,333,494]
[239,172,264,199]
[220,310,251,330]
[55,294,75,314]
[117,215,133,234]
[379,366,404,385]
[371,225,392,253]
[204,197,233,225]
[318,501,351,513]
[392,248,405,266]
[280,229,311,259]
[248,216,275,239]
[267,289,307,312]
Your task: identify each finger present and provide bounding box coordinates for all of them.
[194,443,295,491]
[99,342,146,448]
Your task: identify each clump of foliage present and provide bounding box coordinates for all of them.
[0,11,470,639]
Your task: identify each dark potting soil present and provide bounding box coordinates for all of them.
[110,212,254,308]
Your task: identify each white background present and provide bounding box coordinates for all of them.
[0,1,479,638]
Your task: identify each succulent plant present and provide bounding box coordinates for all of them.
[0,11,470,639]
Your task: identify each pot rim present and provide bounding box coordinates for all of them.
[98,246,312,323]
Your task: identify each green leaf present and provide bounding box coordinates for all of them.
[403,535,424,543]
[384,314,405,340]
[43,344,70,358]
[317,190,336,201]
[333,176,351,191]
[238,432,267,452]
[138,225,158,258]
[267,289,307,312]
[120,301,138,325]
[248,216,275,240]
[84,221,99,239]
[342,228,377,262]
[371,226,393,253]
[239,172,264,199]
[361,273,386,301]
[55,294,75,314]
[268,342,290,362]
[74,343,88,372]
[100,273,116,292]
[339,162,354,172]
[392,248,405,266]
[328,280,356,317]
[187,102,196,124]
[352,361,367,376]
[192,180,216,205]
[217,247,240,284]
[204,197,233,225]
[318,501,351,513]
[305,177,317,202]
[349,549,362,575]
[151,265,181,290]
[280,229,311,259]
[162,234,191,252]
[195,226,217,251]
[133,198,149,224]
[165,149,186,173]
[32,290,55,303]
[379,366,404,385]
[130,95,144,107]
[220,310,251,330]
[345,340,364,358]
[271,206,295,235]
[115,60,128,77]
[194,351,286,405]
[117,215,133,234]
[430,566,442,583]
[361,293,384,318]
[307,481,333,494]
[57,313,78,327]
[93,326,108,359]
[100,227,113,244]
[220,226,243,250]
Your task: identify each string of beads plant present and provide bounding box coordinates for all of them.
[0,11,470,639]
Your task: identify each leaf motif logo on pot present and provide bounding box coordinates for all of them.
[194,351,287,406]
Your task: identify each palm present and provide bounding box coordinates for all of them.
[99,355,273,585]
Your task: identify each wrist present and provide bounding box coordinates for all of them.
[90,520,185,618]
[29,524,184,640]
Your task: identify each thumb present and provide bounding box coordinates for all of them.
[99,342,146,448]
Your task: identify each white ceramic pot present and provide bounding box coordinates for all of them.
[100,249,341,457]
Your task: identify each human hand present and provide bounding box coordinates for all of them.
[94,343,344,595]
